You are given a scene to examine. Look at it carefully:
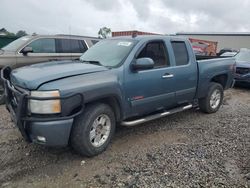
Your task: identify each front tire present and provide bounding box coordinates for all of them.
[199,82,224,113]
[70,103,116,157]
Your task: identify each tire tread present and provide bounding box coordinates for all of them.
[199,82,224,114]
[71,103,115,157]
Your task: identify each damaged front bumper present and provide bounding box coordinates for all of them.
[235,67,250,84]
[235,73,250,84]
[1,67,84,147]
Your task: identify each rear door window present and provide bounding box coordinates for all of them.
[26,38,56,53]
[56,39,87,53]
[171,41,189,66]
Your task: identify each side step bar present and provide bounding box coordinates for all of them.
[121,104,193,126]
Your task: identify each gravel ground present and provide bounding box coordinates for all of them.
[0,87,249,188]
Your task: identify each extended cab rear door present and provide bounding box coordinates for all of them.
[168,39,198,104]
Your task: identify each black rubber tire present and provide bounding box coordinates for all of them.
[0,81,5,105]
[0,95,5,105]
[199,82,224,113]
[70,103,116,157]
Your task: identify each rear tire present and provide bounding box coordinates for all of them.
[199,82,224,113]
[70,103,116,157]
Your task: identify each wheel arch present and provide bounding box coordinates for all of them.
[210,74,228,89]
[85,95,123,123]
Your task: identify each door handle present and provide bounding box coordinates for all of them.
[162,73,174,78]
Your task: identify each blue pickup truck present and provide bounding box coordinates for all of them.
[1,36,235,156]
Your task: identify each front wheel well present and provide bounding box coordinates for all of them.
[211,74,228,89]
[85,96,122,122]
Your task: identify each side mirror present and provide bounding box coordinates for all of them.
[21,46,33,55]
[131,58,154,71]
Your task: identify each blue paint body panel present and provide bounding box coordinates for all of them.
[10,35,235,120]
[7,35,235,146]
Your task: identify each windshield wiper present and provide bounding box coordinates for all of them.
[80,60,103,66]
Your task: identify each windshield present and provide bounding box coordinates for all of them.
[80,39,137,67]
[235,50,250,62]
[2,36,32,51]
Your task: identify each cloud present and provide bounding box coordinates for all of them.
[129,0,151,20]
[0,0,249,37]
[83,0,122,11]
[160,0,250,32]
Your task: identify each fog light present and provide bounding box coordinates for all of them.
[37,136,46,143]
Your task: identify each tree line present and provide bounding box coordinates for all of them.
[0,28,28,37]
[1,27,112,38]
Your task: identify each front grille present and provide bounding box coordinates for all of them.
[6,82,28,114]
[236,67,249,75]
[9,86,22,111]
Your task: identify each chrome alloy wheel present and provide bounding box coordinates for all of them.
[210,89,221,109]
[89,114,111,147]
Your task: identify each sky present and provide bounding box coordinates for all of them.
[1,0,250,37]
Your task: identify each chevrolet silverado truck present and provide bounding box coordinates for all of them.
[1,36,235,157]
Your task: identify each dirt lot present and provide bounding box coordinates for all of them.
[0,88,249,188]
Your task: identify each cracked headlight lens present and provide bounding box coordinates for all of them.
[28,90,61,114]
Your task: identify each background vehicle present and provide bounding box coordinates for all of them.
[220,51,238,57]
[217,48,238,56]
[191,41,208,56]
[189,38,218,56]
[1,36,235,157]
[0,34,100,104]
[234,48,250,85]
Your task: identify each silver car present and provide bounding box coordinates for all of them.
[0,34,100,104]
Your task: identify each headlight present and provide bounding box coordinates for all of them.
[28,90,61,114]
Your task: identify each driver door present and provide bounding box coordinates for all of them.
[124,40,176,117]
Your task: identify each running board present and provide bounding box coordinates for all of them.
[121,104,193,126]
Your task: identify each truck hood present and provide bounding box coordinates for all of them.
[10,60,109,89]
[236,61,250,68]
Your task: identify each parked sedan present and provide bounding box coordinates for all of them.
[234,49,250,86]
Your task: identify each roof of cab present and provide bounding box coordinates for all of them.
[109,35,189,42]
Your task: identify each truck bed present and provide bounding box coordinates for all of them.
[196,55,227,60]
[196,57,235,99]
